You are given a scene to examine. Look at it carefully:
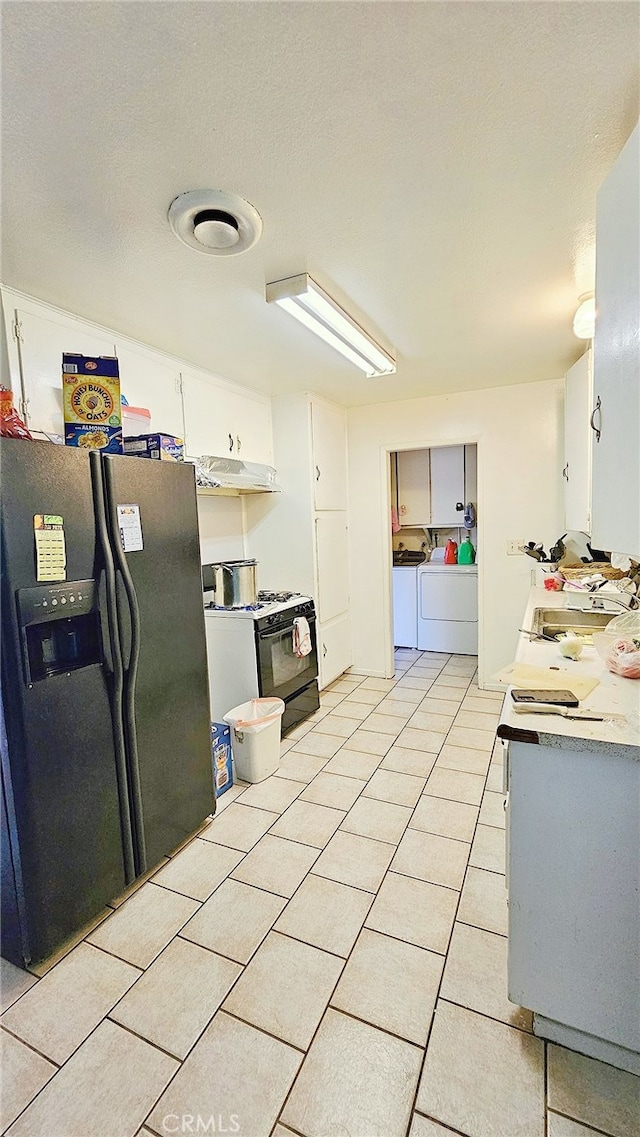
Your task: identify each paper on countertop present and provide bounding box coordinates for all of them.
[491,662,600,700]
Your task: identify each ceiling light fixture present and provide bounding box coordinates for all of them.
[266,274,396,377]
[573,293,595,339]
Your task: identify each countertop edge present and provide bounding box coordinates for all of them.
[497,586,640,753]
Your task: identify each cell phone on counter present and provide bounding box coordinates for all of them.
[511,689,579,708]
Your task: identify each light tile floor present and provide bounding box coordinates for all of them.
[1,650,639,1137]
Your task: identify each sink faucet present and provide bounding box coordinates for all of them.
[570,592,639,612]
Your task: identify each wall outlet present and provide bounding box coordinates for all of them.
[507,539,525,556]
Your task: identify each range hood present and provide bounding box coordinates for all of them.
[192,455,281,496]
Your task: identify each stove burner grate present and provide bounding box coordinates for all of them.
[257,590,299,603]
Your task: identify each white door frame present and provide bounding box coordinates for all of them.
[380,437,486,685]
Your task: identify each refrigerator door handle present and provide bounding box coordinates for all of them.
[90,453,136,883]
[100,457,148,876]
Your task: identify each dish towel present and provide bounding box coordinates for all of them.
[464,502,476,530]
[293,616,312,658]
[391,506,401,534]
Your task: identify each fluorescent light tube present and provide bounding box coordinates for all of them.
[266,274,396,377]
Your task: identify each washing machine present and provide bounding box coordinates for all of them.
[417,550,478,653]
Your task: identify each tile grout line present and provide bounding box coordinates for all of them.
[4,652,517,1137]
[271,653,460,1131]
[401,664,496,1137]
[271,655,482,1135]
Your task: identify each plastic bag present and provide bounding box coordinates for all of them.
[224,697,285,735]
[593,610,640,679]
[0,386,32,439]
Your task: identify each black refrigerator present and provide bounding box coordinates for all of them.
[1,438,215,967]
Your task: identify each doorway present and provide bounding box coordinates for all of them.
[387,441,482,680]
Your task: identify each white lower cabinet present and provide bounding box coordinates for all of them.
[319,614,352,688]
[507,737,640,1073]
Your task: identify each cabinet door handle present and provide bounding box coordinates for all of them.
[237,436,242,452]
[323,644,327,657]
[562,463,569,481]
[590,395,602,443]
[316,465,321,481]
[229,433,234,452]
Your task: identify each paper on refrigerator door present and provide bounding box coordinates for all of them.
[34,515,66,581]
[116,504,144,552]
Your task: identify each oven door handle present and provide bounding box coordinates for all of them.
[258,619,316,641]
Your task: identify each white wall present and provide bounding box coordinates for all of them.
[347,378,564,686]
[197,495,245,564]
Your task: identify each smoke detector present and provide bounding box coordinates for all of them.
[168,189,263,256]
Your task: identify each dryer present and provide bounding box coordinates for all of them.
[417,554,478,653]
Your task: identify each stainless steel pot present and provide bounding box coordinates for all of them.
[207,559,258,608]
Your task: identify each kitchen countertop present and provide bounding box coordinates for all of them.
[497,586,640,756]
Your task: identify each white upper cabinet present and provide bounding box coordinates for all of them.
[4,300,116,435]
[181,366,235,459]
[233,389,273,467]
[311,400,347,510]
[396,449,431,526]
[116,342,184,439]
[592,123,640,556]
[429,445,465,526]
[182,366,273,466]
[1,288,274,470]
[563,349,592,534]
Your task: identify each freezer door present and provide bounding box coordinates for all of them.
[102,455,215,871]
[0,439,129,965]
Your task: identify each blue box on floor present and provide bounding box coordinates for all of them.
[211,722,234,797]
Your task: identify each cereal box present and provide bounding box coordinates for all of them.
[62,354,123,454]
[123,433,185,461]
[211,723,233,797]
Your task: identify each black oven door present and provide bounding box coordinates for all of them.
[256,614,319,701]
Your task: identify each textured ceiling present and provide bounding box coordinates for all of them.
[2,1,639,406]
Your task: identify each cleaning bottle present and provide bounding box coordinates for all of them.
[458,536,476,564]
[444,539,458,564]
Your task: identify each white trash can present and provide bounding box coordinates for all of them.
[224,698,285,783]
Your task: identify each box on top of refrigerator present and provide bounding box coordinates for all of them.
[62,354,123,453]
[123,433,184,461]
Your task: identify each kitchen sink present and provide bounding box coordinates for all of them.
[530,607,615,640]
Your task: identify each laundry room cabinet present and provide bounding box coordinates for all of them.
[591,121,639,557]
[245,393,351,688]
[396,449,431,526]
[394,444,474,529]
[429,445,465,527]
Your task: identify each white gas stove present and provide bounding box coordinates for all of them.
[203,590,320,735]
